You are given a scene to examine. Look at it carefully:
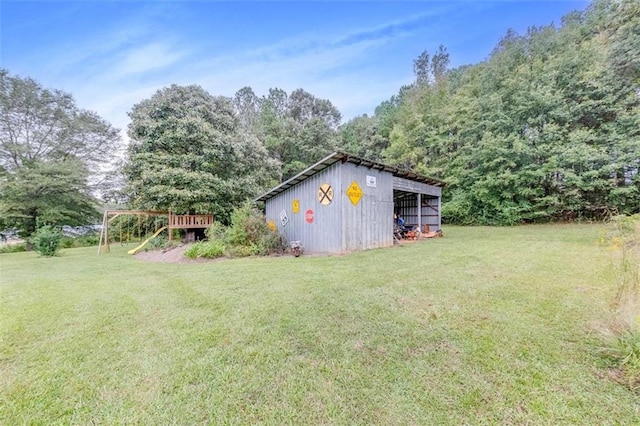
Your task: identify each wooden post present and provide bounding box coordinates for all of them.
[97,211,107,255]
[437,196,442,231]
[417,193,422,232]
[168,211,173,241]
[105,212,110,253]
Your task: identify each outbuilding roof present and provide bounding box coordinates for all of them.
[255,151,445,202]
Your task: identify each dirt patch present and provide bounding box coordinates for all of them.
[133,244,218,264]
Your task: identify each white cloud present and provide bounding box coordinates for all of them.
[110,42,188,79]
[46,25,149,75]
[31,7,442,149]
[180,13,428,108]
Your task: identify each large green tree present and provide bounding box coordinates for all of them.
[234,87,341,181]
[352,0,639,224]
[338,114,385,161]
[0,69,119,173]
[0,70,120,234]
[1,160,96,235]
[125,84,276,223]
[440,2,640,223]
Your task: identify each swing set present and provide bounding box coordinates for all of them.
[97,210,214,255]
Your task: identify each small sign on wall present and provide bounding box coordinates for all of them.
[346,181,364,206]
[292,199,300,213]
[305,209,314,223]
[318,183,334,205]
[366,175,377,187]
[280,210,289,226]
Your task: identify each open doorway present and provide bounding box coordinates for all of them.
[393,190,440,234]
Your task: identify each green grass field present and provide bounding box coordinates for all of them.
[1,225,638,424]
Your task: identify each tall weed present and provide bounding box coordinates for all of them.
[184,240,225,259]
[600,215,640,390]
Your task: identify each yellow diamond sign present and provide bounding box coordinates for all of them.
[346,181,363,206]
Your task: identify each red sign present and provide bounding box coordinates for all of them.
[305,209,314,223]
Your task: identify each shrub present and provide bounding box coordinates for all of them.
[185,204,283,260]
[148,235,169,249]
[183,243,201,259]
[184,240,226,259]
[59,238,74,249]
[199,240,226,258]
[205,222,227,242]
[30,225,63,257]
[225,244,256,258]
[59,234,99,249]
[223,203,283,254]
[224,205,254,246]
[0,243,27,254]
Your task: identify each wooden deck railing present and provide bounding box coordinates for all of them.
[169,214,214,229]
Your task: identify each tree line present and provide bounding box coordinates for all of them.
[1,0,638,235]
[341,0,639,224]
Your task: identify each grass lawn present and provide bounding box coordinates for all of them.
[1,225,639,424]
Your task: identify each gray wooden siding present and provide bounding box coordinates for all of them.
[422,197,441,231]
[340,163,394,252]
[265,162,343,253]
[265,162,441,253]
[393,177,442,197]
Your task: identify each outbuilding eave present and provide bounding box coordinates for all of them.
[255,151,445,202]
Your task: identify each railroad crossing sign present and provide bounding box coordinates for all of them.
[318,183,334,205]
[346,181,363,206]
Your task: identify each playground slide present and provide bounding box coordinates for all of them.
[127,226,167,255]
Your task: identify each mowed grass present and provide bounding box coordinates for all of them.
[1,225,639,424]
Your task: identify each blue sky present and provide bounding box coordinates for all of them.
[2,0,589,138]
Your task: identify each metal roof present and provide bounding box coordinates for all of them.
[255,151,445,202]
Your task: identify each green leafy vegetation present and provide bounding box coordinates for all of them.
[59,234,99,249]
[184,239,225,259]
[2,225,639,423]
[235,87,342,181]
[184,204,282,259]
[0,243,26,254]
[339,0,639,223]
[0,70,119,236]
[124,84,277,224]
[3,1,637,232]
[147,235,171,250]
[29,225,62,257]
[599,215,640,390]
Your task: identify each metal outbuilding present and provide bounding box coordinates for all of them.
[255,151,445,254]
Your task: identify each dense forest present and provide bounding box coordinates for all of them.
[135,0,638,225]
[1,0,638,233]
[340,0,639,224]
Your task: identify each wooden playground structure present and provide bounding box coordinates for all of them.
[97,210,213,254]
